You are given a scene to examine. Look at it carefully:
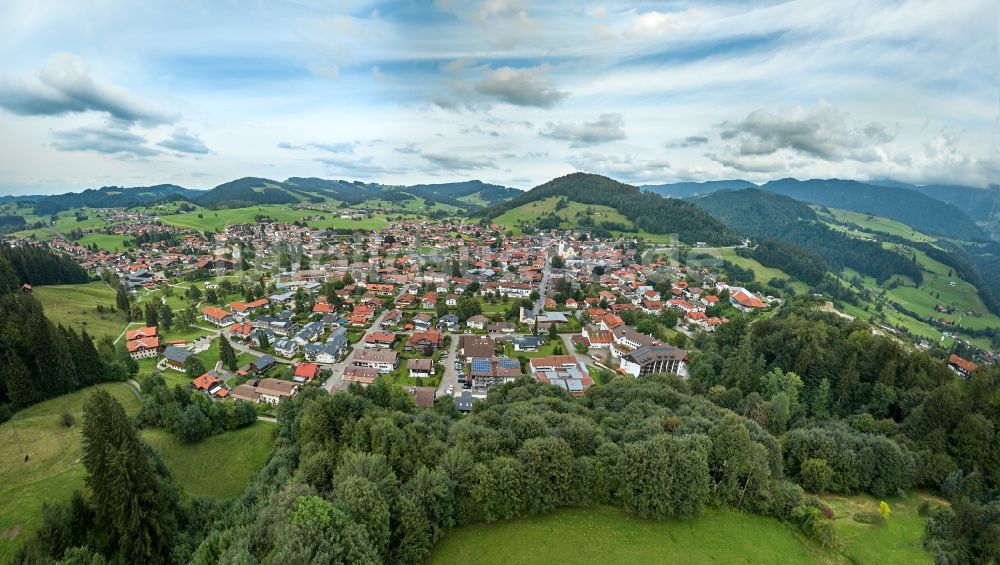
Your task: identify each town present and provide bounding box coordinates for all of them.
[7,207,796,412]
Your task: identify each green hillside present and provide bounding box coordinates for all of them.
[479,172,739,245]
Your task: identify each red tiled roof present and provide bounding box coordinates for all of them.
[949,354,979,374]
[203,306,231,319]
[294,363,320,379]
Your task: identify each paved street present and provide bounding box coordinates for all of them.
[323,307,393,391]
[435,334,461,398]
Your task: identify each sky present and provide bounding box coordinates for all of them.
[0,0,997,195]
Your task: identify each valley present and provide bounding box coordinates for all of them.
[0,171,997,564]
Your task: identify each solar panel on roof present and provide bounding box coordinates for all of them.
[472,358,491,373]
[567,380,584,392]
[499,358,520,367]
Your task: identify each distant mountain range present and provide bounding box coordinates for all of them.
[10,177,520,215]
[644,178,992,242]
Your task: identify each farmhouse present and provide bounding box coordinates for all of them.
[203,306,234,326]
[948,354,979,378]
[163,345,194,371]
[125,326,160,360]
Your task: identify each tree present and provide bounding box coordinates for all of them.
[334,476,391,559]
[800,458,833,492]
[80,389,175,563]
[185,355,206,378]
[158,302,173,331]
[143,302,159,328]
[518,437,573,514]
[219,336,237,371]
[173,404,211,442]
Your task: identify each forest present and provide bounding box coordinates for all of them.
[692,189,923,285]
[0,244,89,287]
[478,172,740,246]
[0,287,137,422]
[9,300,998,564]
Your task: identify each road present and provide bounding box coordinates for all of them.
[322,307,394,392]
[434,334,461,398]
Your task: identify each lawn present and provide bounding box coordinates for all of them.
[0,383,141,562]
[821,492,940,564]
[140,422,275,499]
[33,282,127,341]
[428,506,824,564]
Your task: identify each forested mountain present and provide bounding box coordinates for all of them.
[691,189,817,235]
[191,177,300,207]
[283,177,381,204]
[760,179,986,241]
[692,189,922,284]
[642,180,756,198]
[32,184,198,215]
[0,243,89,286]
[478,172,739,245]
[399,180,522,208]
[870,180,1000,222]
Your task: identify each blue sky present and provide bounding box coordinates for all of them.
[0,0,996,194]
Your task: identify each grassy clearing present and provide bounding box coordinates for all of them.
[140,422,275,499]
[75,233,131,252]
[0,383,141,562]
[493,197,634,231]
[715,248,810,295]
[429,506,823,565]
[157,204,388,232]
[33,282,126,341]
[821,208,937,243]
[822,492,940,564]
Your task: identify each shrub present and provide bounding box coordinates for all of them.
[851,511,884,524]
[60,412,75,428]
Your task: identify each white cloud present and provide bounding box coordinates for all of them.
[473,64,568,108]
[541,113,625,146]
[51,119,160,158]
[0,53,176,125]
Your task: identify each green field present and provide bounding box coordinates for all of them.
[820,208,937,243]
[75,233,131,252]
[429,506,824,564]
[493,197,634,232]
[33,282,127,340]
[140,422,275,498]
[715,247,810,295]
[0,383,141,562]
[157,204,389,232]
[822,492,939,564]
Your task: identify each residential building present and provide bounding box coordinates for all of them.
[620,344,687,378]
[352,349,399,374]
[203,306,234,326]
